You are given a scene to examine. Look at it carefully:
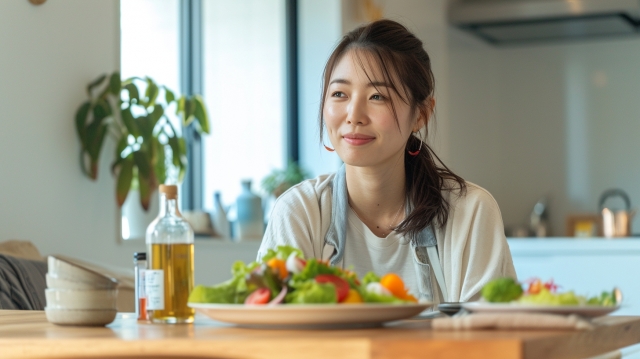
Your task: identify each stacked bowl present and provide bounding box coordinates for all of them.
[45,256,119,326]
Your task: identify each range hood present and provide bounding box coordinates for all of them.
[449,0,640,44]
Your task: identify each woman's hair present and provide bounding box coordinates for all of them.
[319,19,466,238]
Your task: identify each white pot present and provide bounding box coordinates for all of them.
[120,189,159,240]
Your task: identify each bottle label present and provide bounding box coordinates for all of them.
[145,270,164,310]
[137,269,147,297]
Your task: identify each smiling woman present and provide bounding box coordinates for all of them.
[258,19,517,305]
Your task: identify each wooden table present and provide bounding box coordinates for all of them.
[2,310,640,359]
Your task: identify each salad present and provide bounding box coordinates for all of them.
[481,277,619,306]
[188,245,418,305]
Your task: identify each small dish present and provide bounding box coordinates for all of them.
[46,273,117,290]
[45,288,118,310]
[45,307,117,326]
[461,302,620,318]
[47,256,118,287]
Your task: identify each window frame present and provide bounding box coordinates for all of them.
[179,0,299,211]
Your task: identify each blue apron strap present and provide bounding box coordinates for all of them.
[324,165,347,266]
[414,226,448,302]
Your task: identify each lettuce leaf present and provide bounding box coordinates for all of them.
[361,272,380,286]
[359,289,406,304]
[289,258,342,286]
[285,281,337,304]
[260,245,303,263]
[188,260,259,304]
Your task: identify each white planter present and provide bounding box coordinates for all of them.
[120,189,159,240]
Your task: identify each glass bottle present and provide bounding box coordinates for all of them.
[211,191,231,239]
[133,252,148,321]
[145,185,195,324]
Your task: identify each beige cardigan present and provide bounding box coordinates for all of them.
[258,174,517,302]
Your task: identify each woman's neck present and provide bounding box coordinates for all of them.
[345,156,406,237]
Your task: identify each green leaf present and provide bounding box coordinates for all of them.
[125,83,140,103]
[138,169,152,211]
[109,72,121,95]
[165,87,176,104]
[168,135,181,167]
[86,123,107,179]
[149,104,163,129]
[183,98,194,126]
[146,81,159,107]
[133,150,151,179]
[116,157,134,207]
[79,151,92,178]
[87,74,107,97]
[93,98,112,119]
[137,115,153,142]
[152,138,167,185]
[115,135,128,159]
[178,137,187,154]
[177,97,185,114]
[193,95,210,134]
[120,106,140,137]
[75,101,91,149]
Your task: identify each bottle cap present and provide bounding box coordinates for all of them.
[159,184,178,199]
[133,252,147,261]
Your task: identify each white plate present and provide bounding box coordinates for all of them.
[461,302,620,318]
[189,302,432,328]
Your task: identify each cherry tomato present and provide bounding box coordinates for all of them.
[315,274,350,302]
[543,279,559,293]
[244,288,271,305]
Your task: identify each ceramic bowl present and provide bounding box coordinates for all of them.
[47,256,117,288]
[46,273,116,290]
[45,307,117,326]
[45,288,118,310]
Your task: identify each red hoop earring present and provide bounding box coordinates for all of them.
[324,144,335,152]
[408,140,422,157]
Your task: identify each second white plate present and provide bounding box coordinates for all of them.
[461,302,620,318]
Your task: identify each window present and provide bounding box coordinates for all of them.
[201,0,287,211]
[120,0,181,240]
[119,0,291,239]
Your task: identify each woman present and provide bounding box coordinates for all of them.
[258,19,516,303]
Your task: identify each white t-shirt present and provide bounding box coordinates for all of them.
[344,207,421,298]
[257,173,517,302]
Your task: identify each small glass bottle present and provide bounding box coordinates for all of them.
[145,185,195,324]
[133,252,148,321]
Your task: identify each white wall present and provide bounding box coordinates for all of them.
[0,0,145,269]
[447,28,640,236]
[0,0,260,284]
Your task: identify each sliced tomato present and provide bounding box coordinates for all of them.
[244,288,271,305]
[315,274,349,302]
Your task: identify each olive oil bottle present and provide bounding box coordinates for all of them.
[145,185,195,324]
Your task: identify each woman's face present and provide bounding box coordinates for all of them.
[323,50,421,168]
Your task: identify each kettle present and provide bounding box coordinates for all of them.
[598,189,636,238]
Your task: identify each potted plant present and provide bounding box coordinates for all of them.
[261,161,307,198]
[75,72,210,210]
